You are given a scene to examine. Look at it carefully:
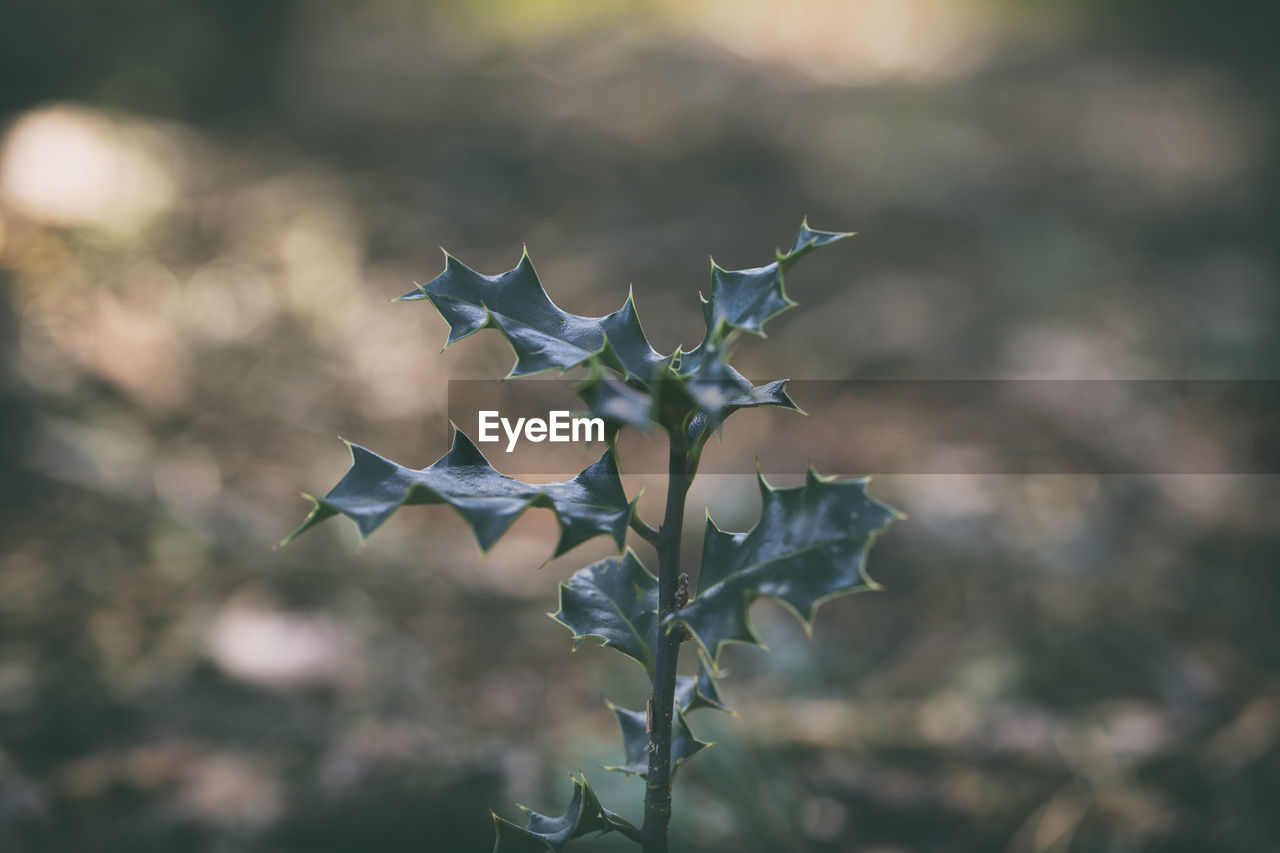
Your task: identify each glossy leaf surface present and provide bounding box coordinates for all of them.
[400,254,663,381]
[552,549,658,676]
[670,469,901,665]
[552,551,741,707]
[685,219,853,354]
[286,428,631,558]
[401,223,848,442]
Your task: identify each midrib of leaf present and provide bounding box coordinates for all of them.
[584,573,654,674]
[697,534,863,600]
[484,303,600,367]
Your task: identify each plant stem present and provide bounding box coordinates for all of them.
[641,440,693,853]
[629,514,662,549]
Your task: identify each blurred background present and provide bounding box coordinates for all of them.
[1,1,1278,851]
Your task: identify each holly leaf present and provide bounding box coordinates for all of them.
[573,367,654,436]
[283,427,631,558]
[400,253,664,382]
[674,661,734,715]
[398,223,843,444]
[669,468,901,666]
[684,353,797,435]
[689,219,853,352]
[492,773,639,852]
[551,553,742,711]
[604,701,712,778]
[655,220,849,438]
[651,348,798,443]
[551,549,658,676]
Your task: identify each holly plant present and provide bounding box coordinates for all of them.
[284,222,901,852]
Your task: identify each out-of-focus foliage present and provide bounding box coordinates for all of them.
[492,773,640,851]
[1,1,1278,851]
[603,700,709,781]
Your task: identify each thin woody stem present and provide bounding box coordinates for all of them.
[640,439,693,853]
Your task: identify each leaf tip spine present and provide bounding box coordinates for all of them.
[754,460,775,494]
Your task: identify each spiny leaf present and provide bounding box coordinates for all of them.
[284,427,631,558]
[492,773,639,852]
[669,468,901,666]
[551,551,742,704]
[689,219,853,352]
[649,347,798,443]
[674,661,734,715]
[573,366,654,438]
[400,253,664,381]
[400,223,843,445]
[552,549,658,677]
[619,220,845,440]
[605,701,711,779]
[682,351,797,437]
[575,348,797,447]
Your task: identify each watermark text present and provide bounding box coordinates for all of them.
[478,410,605,452]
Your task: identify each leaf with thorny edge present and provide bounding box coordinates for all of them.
[398,251,665,382]
[398,222,849,443]
[283,426,633,559]
[551,547,732,777]
[674,663,735,715]
[551,549,659,676]
[605,701,712,779]
[551,550,738,711]
[683,218,854,358]
[646,345,798,448]
[491,772,640,853]
[572,364,653,442]
[668,467,902,667]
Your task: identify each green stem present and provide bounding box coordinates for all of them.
[629,513,662,549]
[641,440,693,853]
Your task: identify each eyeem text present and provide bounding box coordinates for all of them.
[478,410,605,452]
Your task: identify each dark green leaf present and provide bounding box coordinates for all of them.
[651,348,799,443]
[399,223,842,446]
[573,367,654,436]
[689,219,852,351]
[492,773,639,852]
[400,253,664,381]
[674,661,734,715]
[283,427,632,558]
[669,468,901,665]
[550,551,742,711]
[642,220,846,439]
[605,701,711,778]
[551,549,658,677]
